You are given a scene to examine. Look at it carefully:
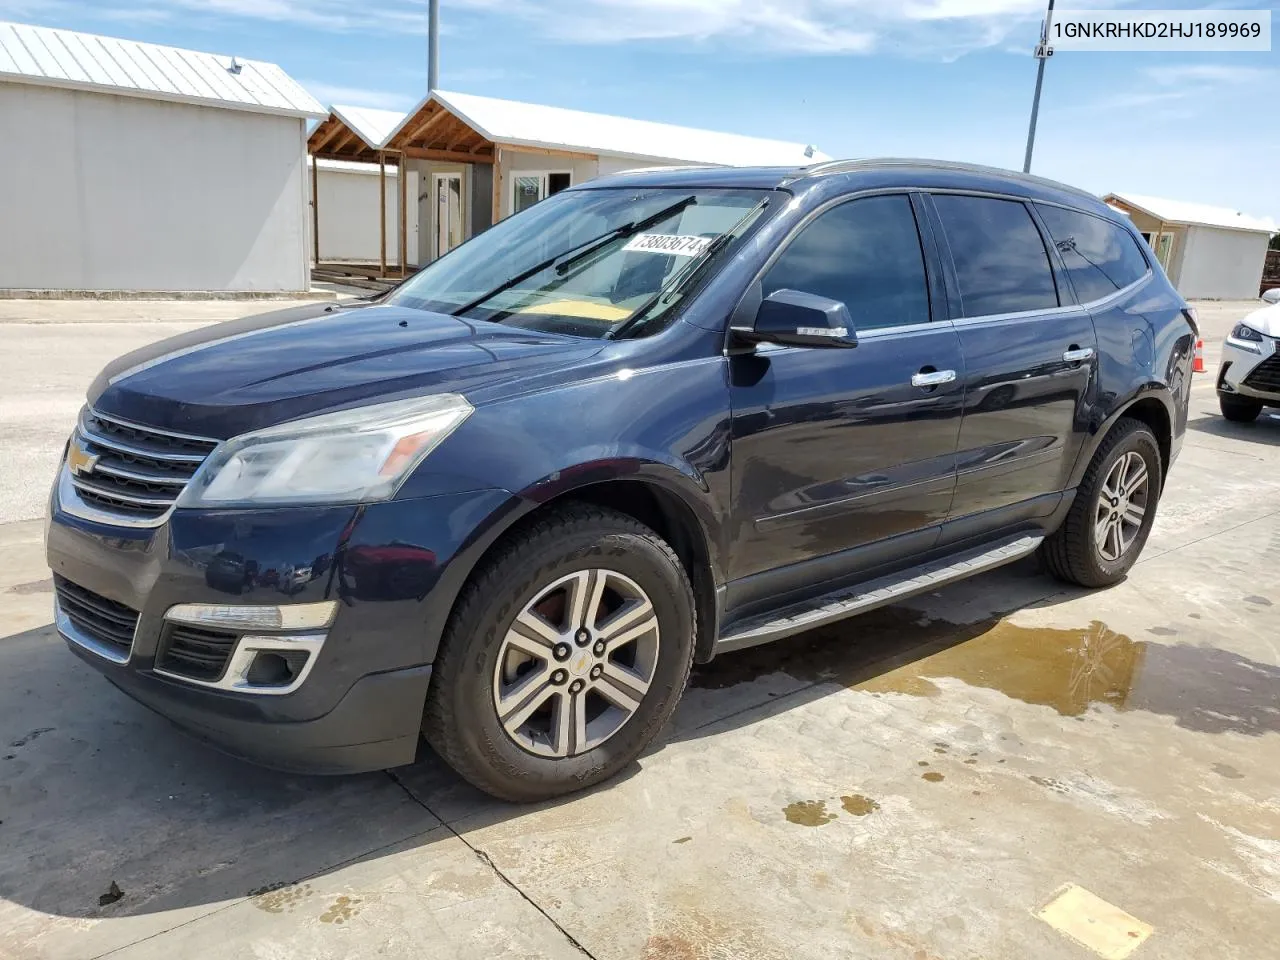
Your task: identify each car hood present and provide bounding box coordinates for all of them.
[1242,301,1280,338]
[89,302,604,438]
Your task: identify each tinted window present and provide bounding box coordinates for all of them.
[762,194,930,330]
[1036,204,1150,303]
[932,194,1059,317]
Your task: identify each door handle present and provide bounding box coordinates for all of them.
[1063,346,1095,363]
[911,369,957,388]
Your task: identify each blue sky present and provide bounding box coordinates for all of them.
[4,0,1278,220]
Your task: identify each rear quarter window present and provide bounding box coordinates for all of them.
[931,194,1060,318]
[1035,204,1151,304]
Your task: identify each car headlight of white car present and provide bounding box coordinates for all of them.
[177,394,474,508]
[1226,323,1266,353]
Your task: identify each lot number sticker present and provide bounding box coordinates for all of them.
[623,234,713,257]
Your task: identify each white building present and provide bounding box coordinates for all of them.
[1105,192,1277,300]
[309,89,829,273]
[0,21,325,294]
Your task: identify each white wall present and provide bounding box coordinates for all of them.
[0,83,310,292]
[594,155,672,178]
[1176,225,1269,299]
[315,163,418,265]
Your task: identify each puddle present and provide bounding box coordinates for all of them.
[782,800,836,827]
[922,772,945,783]
[319,895,361,924]
[694,608,1280,736]
[840,794,879,816]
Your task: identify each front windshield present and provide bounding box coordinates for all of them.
[386,187,772,339]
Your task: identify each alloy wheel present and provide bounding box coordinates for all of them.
[1094,451,1150,562]
[491,569,660,758]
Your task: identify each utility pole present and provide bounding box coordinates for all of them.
[428,0,440,91]
[1022,0,1056,173]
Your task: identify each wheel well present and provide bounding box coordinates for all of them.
[562,480,718,663]
[1120,397,1172,477]
[453,479,719,664]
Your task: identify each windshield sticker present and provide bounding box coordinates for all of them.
[622,234,714,257]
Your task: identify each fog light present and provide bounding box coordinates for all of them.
[246,650,310,687]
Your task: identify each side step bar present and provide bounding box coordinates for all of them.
[715,533,1043,654]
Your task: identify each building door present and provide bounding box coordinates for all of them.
[434,173,464,260]
[511,172,572,215]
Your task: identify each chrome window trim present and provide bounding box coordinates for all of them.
[54,595,136,665]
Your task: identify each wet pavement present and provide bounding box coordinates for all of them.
[1,300,1279,959]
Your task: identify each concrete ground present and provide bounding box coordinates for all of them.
[1,298,1278,960]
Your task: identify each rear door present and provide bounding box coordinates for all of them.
[926,193,1098,539]
[726,192,964,594]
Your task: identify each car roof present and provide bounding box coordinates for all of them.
[578,158,1114,219]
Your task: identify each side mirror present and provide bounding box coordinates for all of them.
[733,288,857,349]
[1262,287,1280,305]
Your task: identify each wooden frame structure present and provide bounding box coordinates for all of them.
[307,96,607,279]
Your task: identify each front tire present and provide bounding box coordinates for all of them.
[1041,417,1162,588]
[422,504,695,802]
[1219,393,1262,423]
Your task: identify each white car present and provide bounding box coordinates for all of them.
[1218,298,1280,422]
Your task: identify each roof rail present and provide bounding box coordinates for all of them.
[789,157,1100,203]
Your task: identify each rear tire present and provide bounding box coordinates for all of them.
[1041,418,1162,589]
[1219,393,1263,423]
[422,504,695,802]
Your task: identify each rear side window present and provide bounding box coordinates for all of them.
[1036,204,1151,303]
[931,194,1059,317]
[761,194,930,330]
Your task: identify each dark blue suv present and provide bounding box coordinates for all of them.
[47,160,1195,800]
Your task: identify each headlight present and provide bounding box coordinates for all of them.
[177,395,473,507]
[1227,323,1265,353]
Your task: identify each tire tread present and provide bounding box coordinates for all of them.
[422,502,695,802]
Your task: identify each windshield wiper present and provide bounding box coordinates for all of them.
[609,197,770,340]
[451,194,697,318]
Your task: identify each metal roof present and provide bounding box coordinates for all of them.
[1106,192,1276,235]
[384,89,829,167]
[330,104,406,149]
[0,20,325,120]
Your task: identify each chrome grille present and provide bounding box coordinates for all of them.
[70,409,218,521]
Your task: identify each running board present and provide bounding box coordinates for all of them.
[715,533,1043,654]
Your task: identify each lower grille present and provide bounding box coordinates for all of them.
[1242,353,1280,393]
[70,409,218,522]
[157,623,239,682]
[54,576,139,656]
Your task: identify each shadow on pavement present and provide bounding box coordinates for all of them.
[2,557,1276,925]
[1187,409,1280,447]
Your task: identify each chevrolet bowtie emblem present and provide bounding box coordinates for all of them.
[67,440,100,477]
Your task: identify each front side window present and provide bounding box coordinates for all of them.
[387,187,772,339]
[931,194,1059,318]
[761,194,931,330]
[1036,204,1151,303]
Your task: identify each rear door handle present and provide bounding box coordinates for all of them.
[911,369,957,388]
[1063,347,1095,363]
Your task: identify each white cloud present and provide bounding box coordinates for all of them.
[300,81,415,111]
[0,0,1152,59]
[1143,63,1279,86]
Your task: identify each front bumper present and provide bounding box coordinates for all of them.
[47,470,513,774]
[1218,334,1280,403]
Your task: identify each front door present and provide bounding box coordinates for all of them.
[434,173,464,259]
[926,193,1099,534]
[727,193,965,598]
